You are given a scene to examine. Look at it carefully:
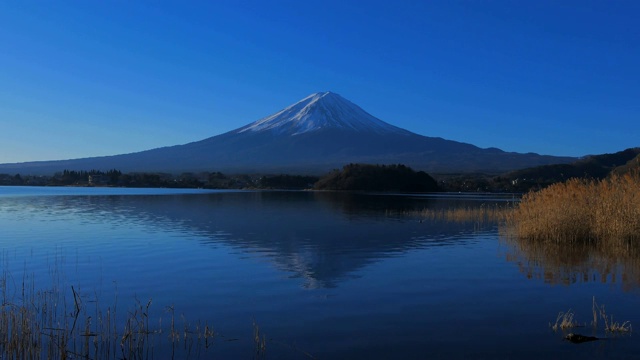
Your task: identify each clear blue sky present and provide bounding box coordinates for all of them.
[1,0,638,163]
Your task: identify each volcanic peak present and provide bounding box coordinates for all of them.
[235,91,411,136]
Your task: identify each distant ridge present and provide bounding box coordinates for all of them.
[504,147,640,187]
[0,91,576,175]
[612,152,640,175]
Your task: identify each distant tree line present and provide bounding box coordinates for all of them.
[314,164,440,192]
[1,164,443,193]
[0,170,260,189]
[259,174,319,189]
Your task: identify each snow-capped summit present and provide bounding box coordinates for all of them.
[235,91,411,136]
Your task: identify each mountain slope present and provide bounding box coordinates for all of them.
[611,152,640,175]
[235,91,410,135]
[494,147,640,191]
[0,91,576,175]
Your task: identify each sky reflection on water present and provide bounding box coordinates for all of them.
[0,187,638,359]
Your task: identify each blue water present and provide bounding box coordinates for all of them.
[0,186,638,359]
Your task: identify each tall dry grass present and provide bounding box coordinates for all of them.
[502,173,640,289]
[506,173,640,244]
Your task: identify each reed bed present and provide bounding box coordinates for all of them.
[506,173,640,244]
[0,267,216,359]
[502,173,640,287]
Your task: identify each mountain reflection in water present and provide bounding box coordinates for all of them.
[3,188,640,359]
[133,191,494,289]
[2,190,493,289]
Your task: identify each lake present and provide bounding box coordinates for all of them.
[1,186,638,359]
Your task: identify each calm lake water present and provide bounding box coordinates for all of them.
[1,186,638,359]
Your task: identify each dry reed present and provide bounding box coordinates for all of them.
[503,173,640,288]
[506,173,640,244]
[0,266,216,359]
[550,309,579,331]
[550,297,632,334]
[593,297,633,333]
[252,319,267,359]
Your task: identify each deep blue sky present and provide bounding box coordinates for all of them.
[1,1,638,163]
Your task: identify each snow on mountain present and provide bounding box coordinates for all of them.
[235,91,411,136]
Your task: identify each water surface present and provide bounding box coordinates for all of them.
[0,186,638,359]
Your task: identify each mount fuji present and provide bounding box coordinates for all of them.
[235,92,410,136]
[0,91,575,175]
